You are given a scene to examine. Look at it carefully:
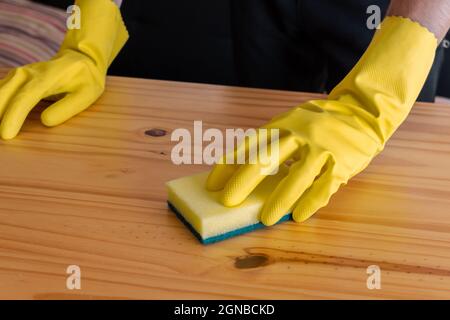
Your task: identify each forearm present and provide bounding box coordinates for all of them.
[387,0,450,42]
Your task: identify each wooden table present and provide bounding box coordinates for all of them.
[0,68,449,300]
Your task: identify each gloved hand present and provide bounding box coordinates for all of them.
[207,17,437,226]
[0,0,128,140]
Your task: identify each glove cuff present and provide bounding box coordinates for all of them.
[58,0,129,72]
[328,16,437,143]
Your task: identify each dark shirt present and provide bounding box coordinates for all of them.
[34,0,449,101]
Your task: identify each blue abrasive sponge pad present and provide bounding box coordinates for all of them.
[166,170,292,244]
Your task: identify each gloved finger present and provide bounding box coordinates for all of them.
[260,151,328,226]
[0,68,28,118]
[293,161,344,223]
[206,129,260,191]
[0,80,48,140]
[221,136,298,207]
[206,162,239,192]
[41,88,101,127]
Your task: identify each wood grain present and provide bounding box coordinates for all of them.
[0,67,450,299]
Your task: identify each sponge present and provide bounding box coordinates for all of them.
[166,169,292,244]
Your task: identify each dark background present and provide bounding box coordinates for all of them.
[34,0,450,99]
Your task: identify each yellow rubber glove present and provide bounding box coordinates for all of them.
[207,16,437,226]
[0,0,128,140]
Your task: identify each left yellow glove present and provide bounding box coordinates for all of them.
[0,0,128,140]
[207,16,437,226]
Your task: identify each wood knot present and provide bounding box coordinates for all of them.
[234,254,270,269]
[145,129,167,137]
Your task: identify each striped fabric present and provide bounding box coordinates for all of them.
[0,0,66,67]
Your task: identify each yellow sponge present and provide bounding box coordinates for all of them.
[166,168,292,244]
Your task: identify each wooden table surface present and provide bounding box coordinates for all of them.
[0,68,450,300]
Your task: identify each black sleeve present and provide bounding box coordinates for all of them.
[437,32,450,98]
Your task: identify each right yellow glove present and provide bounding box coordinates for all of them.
[207,17,437,226]
[0,0,128,140]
